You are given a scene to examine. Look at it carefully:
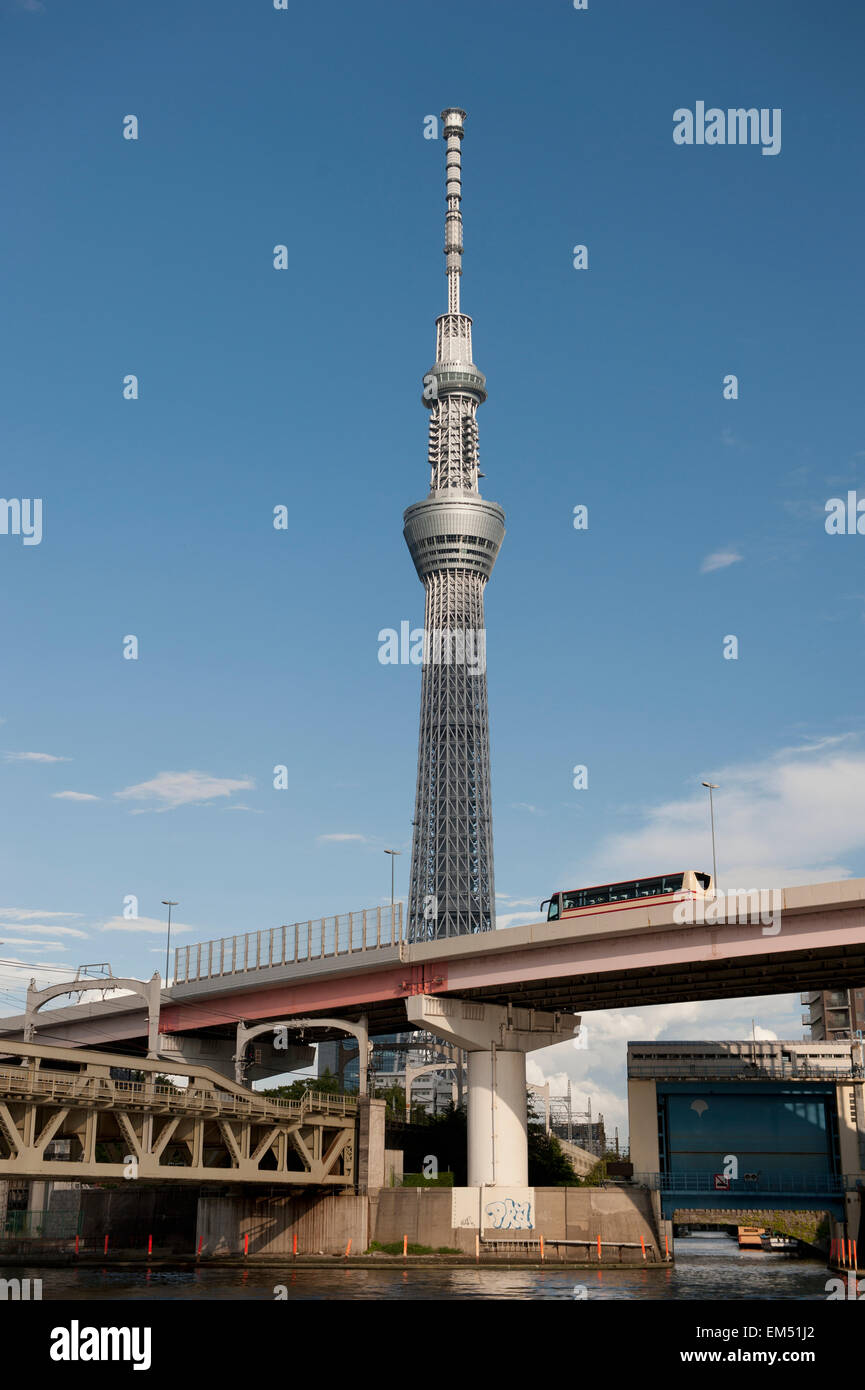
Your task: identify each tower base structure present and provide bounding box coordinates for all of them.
[406,995,579,1187]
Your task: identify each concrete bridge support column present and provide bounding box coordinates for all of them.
[356,1097,387,1194]
[406,995,579,1187]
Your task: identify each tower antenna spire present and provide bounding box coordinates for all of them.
[441,107,466,315]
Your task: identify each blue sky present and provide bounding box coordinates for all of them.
[2,0,863,1130]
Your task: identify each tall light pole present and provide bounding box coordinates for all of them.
[162,900,178,985]
[384,851,401,929]
[701,783,719,891]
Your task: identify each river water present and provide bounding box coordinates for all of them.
[5,1235,832,1300]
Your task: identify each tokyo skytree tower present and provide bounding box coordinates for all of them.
[404,109,506,943]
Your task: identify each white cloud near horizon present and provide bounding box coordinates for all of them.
[52,791,100,801]
[317,833,369,844]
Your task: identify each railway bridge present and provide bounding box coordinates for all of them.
[0,1041,363,1188]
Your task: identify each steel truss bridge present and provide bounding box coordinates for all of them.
[0,1042,358,1188]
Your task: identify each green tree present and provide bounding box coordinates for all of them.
[260,1067,350,1102]
[527,1125,581,1186]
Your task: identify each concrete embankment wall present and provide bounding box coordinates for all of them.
[372,1186,662,1256]
[197,1185,662,1259]
[197,1190,368,1257]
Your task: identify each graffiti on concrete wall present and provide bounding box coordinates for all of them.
[484,1196,533,1230]
[450,1186,536,1231]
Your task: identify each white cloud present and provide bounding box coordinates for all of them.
[115,770,254,812]
[721,427,746,449]
[772,734,851,758]
[579,742,865,888]
[0,909,82,921]
[317,833,368,844]
[700,549,742,574]
[52,791,100,802]
[0,921,88,939]
[5,751,70,763]
[0,939,67,951]
[496,909,542,929]
[100,915,193,936]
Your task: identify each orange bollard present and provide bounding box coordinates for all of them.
[344,1239,352,1258]
[147,1233,153,1256]
[292,1232,297,1256]
[665,1230,670,1259]
[854,1240,858,1273]
[640,1235,646,1262]
[403,1233,408,1258]
[104,1234,109,1255]
[244,1232,249,1256]
[540,1234,544,1262]
[74,1234,79,1256]
[475,1232,479,1262]
[597,1234,602,1261]
[197,1237,203,1261]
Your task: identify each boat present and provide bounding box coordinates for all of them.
[737,1225,766,1249]
[761,1233,797,1252]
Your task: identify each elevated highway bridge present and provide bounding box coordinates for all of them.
[2,880,861,1047]
[1,879,864,1189]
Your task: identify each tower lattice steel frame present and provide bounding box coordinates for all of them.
[404,108,505,943]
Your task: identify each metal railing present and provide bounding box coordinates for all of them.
[633,1171,851,1195]
[627,1060,863,1082]
[173,902,405,985]
[1,1208,79,1239]
[0,1065,357,1122]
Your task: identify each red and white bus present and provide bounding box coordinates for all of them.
[540,870,713,922]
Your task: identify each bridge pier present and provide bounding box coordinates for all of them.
[406,995,578,1186]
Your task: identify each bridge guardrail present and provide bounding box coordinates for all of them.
[173,902,405,985]
[0,1066,357,1123]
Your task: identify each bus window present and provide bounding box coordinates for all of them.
[547,895,560,921]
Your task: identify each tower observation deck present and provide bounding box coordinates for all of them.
[404,108,505,943]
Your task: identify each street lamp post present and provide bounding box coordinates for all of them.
[162,900,178,985]
[383,850,401,936]
[701,782,719,891]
